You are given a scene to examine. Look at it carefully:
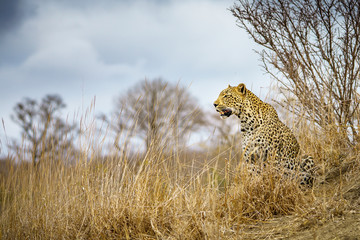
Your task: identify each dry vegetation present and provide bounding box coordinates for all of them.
[1,104,360,239]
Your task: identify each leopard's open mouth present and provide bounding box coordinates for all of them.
[219,109,232,117]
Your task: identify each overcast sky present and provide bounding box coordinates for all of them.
[0,0,270,154]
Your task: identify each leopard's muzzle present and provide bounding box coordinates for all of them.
[214,104,233,118]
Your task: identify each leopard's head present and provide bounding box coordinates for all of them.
[213,83,247,119]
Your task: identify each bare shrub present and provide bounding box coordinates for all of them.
[231,0,360,147]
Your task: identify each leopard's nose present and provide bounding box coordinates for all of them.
[213,103,218,107]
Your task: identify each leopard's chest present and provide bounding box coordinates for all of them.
[241,126,263,146]
[240,122,280,148]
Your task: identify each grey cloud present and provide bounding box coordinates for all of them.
[0,0,36,35]
[0,0,37,66]
[0,0,266,142]
[0,0,22,32]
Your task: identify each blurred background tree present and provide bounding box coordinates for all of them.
[107,78,207,153]
[11,94,76,166]
[231,0,360,146]
[209,112,241,148]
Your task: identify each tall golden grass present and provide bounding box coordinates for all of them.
[0,100,357,239]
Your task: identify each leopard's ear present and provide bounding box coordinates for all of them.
[228,84,231,88]
[237,83,247,95]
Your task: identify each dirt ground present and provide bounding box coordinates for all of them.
[237,211,360,239]
[239,161,360,240]
[293,213,360,240]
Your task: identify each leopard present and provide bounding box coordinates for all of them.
[213,83,315,187]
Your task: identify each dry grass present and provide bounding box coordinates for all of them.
[1,110,359,239]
